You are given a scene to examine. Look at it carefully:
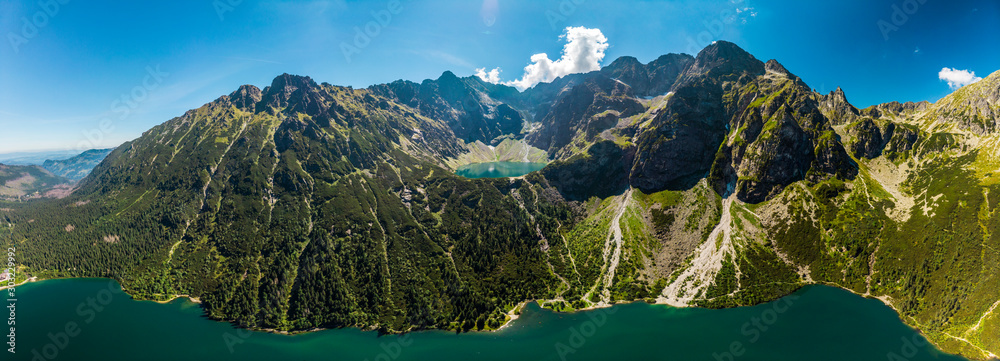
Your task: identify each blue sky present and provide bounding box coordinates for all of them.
[0,0,998,153]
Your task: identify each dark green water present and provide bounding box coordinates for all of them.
[11,279,967,361]
[455,162,547,178]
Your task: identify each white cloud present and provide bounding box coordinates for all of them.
[735,3,757,23]
[475,67,502,84]
[939,67,982,90]
[506,27,609,90]
[475,27,609,91]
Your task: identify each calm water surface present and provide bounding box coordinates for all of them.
[455,162,547,178]
[12,279,967,361]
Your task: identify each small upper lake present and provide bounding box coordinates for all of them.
[13,279,969,361]
[455,162,547,178]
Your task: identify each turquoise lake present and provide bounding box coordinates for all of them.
[455,162,548,178]
[10,279,969,361]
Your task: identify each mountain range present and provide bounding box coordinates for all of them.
[2,41,998,360]
[41,148,114,181]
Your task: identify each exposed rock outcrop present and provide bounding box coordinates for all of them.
[541,140,632,201]
[228,84,263,111]
[600,53,694,96]
[369,71,524,144]
[526,75,644,155]
[845,118,920,160]
[629,42,856,203]
[921,70,1000,135]
[819,87,860,124]
[860,100,930,119]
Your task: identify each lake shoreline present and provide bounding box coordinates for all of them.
[148,294,202,304]
[0,276,38,291]
[819,281,999,361]
[17,277,980,361]
[16,277,987,360]
[454,161,548,179]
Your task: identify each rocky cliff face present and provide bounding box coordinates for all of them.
[228,84,263,111]
[514,53,695,158]
[526,75,644,155]
[540,140,632,201]
[819,87,860,124]
[628,77,729,192]
[628,42,856,203]
[600,53,694,97]
[720,61,856,202]
[628,42,762,194]
[859,100,930,119]
[370,71,525,144]
[844,118,920,160]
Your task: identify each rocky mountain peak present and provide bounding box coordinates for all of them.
[818,85,860,124]
[648,53,695,68]
[645,53,695,95]
[432,70,470,99]
[599,53,693,97]
[605,56,643,70]
[228,84,262,111]
[267,73,318,95]
[368,71,524,144]
[436,70,461,84]
[258,74,322,112]
[764,59,789,75]
[691,41,765,77]
[967,69,1000,103]
[601,56,650,94]
[256,73,320,115]
[825,87,849,105]
[764,59,809,87]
